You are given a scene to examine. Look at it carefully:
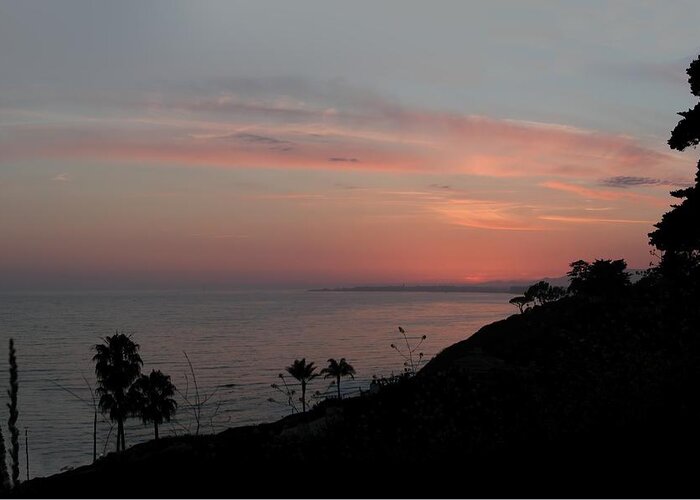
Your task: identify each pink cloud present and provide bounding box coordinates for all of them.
[541,180,667,206]
[0,87,688,184]
[432,199,547,231]
[539,215,654,225]
[2,82,689,287]
[0,123,431,173]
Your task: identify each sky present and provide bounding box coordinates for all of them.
[2,0,700,289]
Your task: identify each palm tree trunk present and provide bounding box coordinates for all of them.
[116,419,122,452]
[301,381,306,413]
[120,424,125,451]
[93,411,97,461]
[154,422,159,440]
[25,429,29,482]
[337,375,341,399]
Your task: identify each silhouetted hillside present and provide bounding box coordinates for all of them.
[14,276,700,498]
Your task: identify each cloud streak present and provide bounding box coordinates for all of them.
[541,181,666,206]
[539,215,653,225]
[599,175,690,189]
[221,132,295,152]
[0,82,688,184]
[433,199,546,231]
[328,157,359,163]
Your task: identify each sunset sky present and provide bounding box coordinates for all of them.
[2,1,700,288]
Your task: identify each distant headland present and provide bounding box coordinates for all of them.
[309,272,645,294]
[309,284,528,293]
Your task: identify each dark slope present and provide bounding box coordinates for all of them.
[15,283,700,498]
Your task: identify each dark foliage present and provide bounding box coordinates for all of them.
[567,258,630,296]
[320,358,355,399]
[508,295,529,313]
[649,170,700,281]
[525,280,566,305]
[285,359,318,413]
[650,55,700,281]
[93,333,143,452]
[510,281,565,313]
[129,370,177,440]
[668,104,700,151]
[667,56,700,151]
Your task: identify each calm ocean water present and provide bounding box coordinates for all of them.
[0,289,512,478]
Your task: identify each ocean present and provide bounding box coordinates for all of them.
[0,289,513,478]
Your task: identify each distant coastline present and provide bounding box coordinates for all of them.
[308,285,526,294]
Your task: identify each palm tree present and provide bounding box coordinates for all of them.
[285,358,318,413]
[320,358,356,399]
[93,332,143,452]
[129,370,177,440]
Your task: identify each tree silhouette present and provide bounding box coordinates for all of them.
[667,56,700,151]
[93,332,143,452]
[129,370,177,440]
[546,285,566,303]
[524,281,566,306]
[7,339,19,487]
[509,296,530,313]
[567,259,630,297]
[649,55,700,280]
[525,281,549,305]
[320,358,356,399]
[285,359,318,413]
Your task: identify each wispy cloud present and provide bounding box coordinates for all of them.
[188,233,250,239]
[52,173,68,182]
[539,215,654,225]
[328,157,359,163]
[541,180,665,205]
[244,193,330,201]
[221,132,294,152]
[600,175,689,189]
[0,81,687,183]
[433,199,546,231]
